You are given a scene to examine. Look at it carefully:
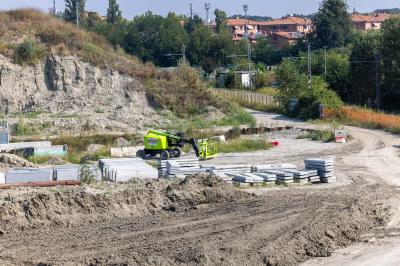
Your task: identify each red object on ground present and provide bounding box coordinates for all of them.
[0,180,81,189]
[271,141,280,147]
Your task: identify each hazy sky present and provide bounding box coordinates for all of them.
[0,0,398,19]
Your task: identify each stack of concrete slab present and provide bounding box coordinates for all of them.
[305,158,335,183]
[283,170,310,184]
[253,172,277,185]
[208,165,252,183]
[165,159,207,178]
[99,158,158,182]
[5,168,53,184]
[230,173,264,187]
[262,170,294,184]
[305,170,320,183]
[253,163,297,172]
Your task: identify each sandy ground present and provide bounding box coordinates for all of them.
[0,110,399,265]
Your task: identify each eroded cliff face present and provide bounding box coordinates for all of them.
[0,55,160,132]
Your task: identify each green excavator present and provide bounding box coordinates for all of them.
[137,130,217,160]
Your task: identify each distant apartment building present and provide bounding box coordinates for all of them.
[226,18,261,43]
[351,13,391,31]
[258,16,312,36]
[269,31,305,48]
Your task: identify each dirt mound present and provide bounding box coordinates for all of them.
[262,194,387,266]
[0,153,36,169]
[0,174,251,234]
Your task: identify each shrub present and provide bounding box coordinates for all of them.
[276,60,343,119]
[79,165,96,184]
[14,39,46,65]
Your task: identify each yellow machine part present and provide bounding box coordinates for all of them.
[198,139,218,160]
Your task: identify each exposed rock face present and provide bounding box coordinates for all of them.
[0,55,158,132]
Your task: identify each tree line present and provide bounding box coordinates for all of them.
[61,0,400,111]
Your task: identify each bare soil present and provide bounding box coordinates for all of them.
[0,110,399,265]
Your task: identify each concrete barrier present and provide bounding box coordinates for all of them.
[6,168,53,184]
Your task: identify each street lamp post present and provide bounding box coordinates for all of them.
[243,5,252,90]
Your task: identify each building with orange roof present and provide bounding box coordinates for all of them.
[351,13,391,31]
[269,31,305,48]
[226,18,261,42]
[258,16,312,36]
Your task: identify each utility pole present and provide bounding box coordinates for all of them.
[308,43,312,89]
[324,46,327,78]
[190,3,193,20]
[243,4,252,90]
[376,49,382,109]
[76,0,79,27]
[205,3,211,26]
[52,0,56,15]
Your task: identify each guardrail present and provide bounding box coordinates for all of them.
[213,89,278,106]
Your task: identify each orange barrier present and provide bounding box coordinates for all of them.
[325,107,400,129]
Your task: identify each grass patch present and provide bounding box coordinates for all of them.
[218,139,272,153]
[256,87,278,96]
[13,39,46,65]
[27,155,51,164]
[297,130,335,142]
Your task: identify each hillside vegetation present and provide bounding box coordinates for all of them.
[0,9,252,133]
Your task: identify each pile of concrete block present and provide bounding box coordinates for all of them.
[253,172,277,185]
[208,165,252,183]
[262,170,294,185]
[284,170,312,184]
[230,173,264,187]
[99,158,158,182]
[253,163,297,172]
[164,159,207,179]
[306,170,320,183]
[305,158,335,183]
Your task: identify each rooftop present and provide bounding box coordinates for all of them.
[258,16,312,26]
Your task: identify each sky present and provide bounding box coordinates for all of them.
[0,0,398,19]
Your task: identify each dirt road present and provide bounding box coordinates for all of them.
[0,110,399,265]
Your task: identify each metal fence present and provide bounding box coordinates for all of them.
[213,89,278,106]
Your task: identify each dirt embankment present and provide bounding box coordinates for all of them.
[0,175,250,234]
[0,175,389,266]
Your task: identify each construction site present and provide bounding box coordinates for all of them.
[0,7,399,266]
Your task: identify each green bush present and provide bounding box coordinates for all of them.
[276,60,343,119]
[14,39,46,65]
[79,165,96,184]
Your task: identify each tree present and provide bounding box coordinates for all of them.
[254,38,282,66]
[311,0,353,48]
[349,31,381,106]
[381,17,400,109]
[124,12,164,64]
[276,60,342,118]
[107,0,122,24]
[297,48,350,98]
[64,0,86,25]
[214,9,228,33]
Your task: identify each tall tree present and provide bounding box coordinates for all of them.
[214,9,228,33]
[349,31,381,106]
[381,17,400,109]
[64,0,86,25]
[107,0,122,24]
[311,0,353,48]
